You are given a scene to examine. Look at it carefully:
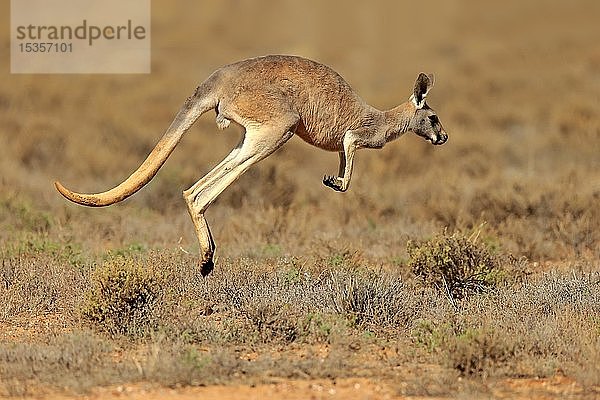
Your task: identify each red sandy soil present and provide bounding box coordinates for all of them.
[5,375,591,400]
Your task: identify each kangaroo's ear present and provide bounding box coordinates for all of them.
[411,73,435,109]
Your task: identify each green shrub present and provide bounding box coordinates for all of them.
[407,231,503,300]
[0,193,53,233]
[104,242,147,259]
[80,257,166,337]
[1,234,85,267]
[411,319,453,353]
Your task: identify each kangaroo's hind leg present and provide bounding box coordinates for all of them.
[182,140,243,275]
[183,116,298,275]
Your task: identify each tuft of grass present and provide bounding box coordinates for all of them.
[409,271,600,382]
[327,267,413,328]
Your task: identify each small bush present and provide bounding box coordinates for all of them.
[407,231,503,300]
[445,328,517,377]
[411,319,454,353]
[80,257,167,337]
[246,303,301,344]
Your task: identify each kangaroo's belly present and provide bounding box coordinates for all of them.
[294,120,343,152]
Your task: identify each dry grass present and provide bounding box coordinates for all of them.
[1,244,599,397]
[1,0,599,397]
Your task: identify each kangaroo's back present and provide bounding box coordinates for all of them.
[217,55,376,150]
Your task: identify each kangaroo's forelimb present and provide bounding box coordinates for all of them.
[322,128,368,192]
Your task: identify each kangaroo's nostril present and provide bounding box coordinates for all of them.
[434,134,448,145]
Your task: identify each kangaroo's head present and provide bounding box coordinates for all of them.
[408,73,448,145]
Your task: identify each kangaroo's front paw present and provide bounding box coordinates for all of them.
[323,175,345,192]
[215,113,231,130]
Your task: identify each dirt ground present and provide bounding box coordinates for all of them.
[1,310,597,400]
[16,376,590,400]
[6,371,592,400]
[1,0,599,399]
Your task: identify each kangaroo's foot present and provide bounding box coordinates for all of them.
[323,175,346,192]
[183,195,217,277]
[200,255,215,277]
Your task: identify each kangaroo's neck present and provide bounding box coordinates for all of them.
[381,102,415,142]
[350,101,415,149]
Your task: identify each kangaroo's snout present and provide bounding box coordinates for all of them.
[434,131,448,145]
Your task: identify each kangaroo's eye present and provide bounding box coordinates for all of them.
[429,115,439,124]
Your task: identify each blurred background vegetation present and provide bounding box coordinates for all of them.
[0,0,598,262]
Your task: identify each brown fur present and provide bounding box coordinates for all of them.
[203,56,405,151]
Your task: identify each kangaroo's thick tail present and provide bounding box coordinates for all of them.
[55,86,217,207]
